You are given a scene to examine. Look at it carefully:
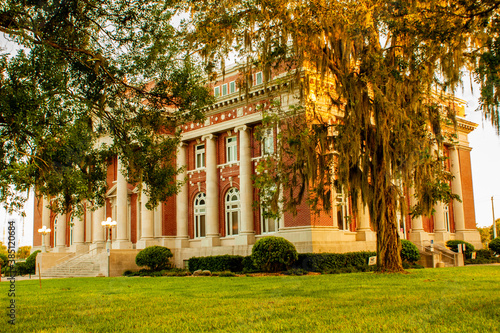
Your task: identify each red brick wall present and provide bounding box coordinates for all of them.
[162,196,176,236]
[33,195,43,247]
[459,148,476,229]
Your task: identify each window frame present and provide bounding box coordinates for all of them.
[195,144,205,169]
[255,72,263,85]
[262,128,274,156]
[229,81,236,94]
[194,193,207,238]
[225,188,240,236]
[226,136,238,163]
[214,86,220,97]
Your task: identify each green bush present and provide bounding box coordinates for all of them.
[401,240,421,264]
[218,271,237,277]
[187,255,245,273]
[489,237,500,254]
[25,250,40,274]
[135,246,173,271]
[0,253,8,267]
[294,251,377,272]
[251,236,298,272]
[446,240,475,259]
[476,249,494,259]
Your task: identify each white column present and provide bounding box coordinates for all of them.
[41,197,52,250]
[235,126,255,245]
[73,210,89,254]
[433,202,448,243]
[202,134,220,247]
[408,188,428,244]
[55,213,67,252]
[450,147,466,232]
[356,195,376,241]
[136,186,156,249]
[92,205,106,249]
[114,158,132,249]
[176,143,189,248]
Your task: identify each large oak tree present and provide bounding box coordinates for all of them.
[185,0,500,271]
[0,0,212,214]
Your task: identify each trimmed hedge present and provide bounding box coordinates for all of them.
[401,240,421,264]
[293,251,377,272]
[188,255,244,273]
[446,240,475,259]
[251,236,298,272]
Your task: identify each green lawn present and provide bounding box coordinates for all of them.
[2,266,499,332]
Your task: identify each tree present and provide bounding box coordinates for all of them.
[16,246,31,259]
[0,0,213,215]
[186,0,500,272]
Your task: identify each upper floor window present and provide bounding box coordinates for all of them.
[262,128,274,155]
[230,81,236,94]
[255,72,263,85]
[226,136,237,163]
[214,86,220,97]
[195,144,205,169]
[222,83,228,96]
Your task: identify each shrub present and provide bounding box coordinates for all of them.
[401,240,421,264]
[294,251,377,272]
[135,246,173,271]
[446,240,475,259]
[0,253,8,267]
[187,255,245,273]
[218,271,236,277]
[242,255,259,273]
[251,236,298,272]
[25,250,41,274]
[489,237,500,254]
[284,268,307,276]
[476,249,494,259]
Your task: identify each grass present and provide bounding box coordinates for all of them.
[1,265,499,332]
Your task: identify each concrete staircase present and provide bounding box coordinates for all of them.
[414,242,463,268]
[41,252,103,278]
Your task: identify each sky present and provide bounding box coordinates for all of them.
[1,34,500,248]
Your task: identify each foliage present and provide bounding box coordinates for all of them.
[294,252,377,273]
[489,237,500,254]
[25,249,40,274]
[135,246,173,272]
[0,0,213,214]
[16,246,31,259]
[251,236,298,272]
[0,253,8,267]
[242,255,259,273]
[0,242,7,256]
[446,240,475,259]
[218,271,236,277]
[187,255,245,273]
[400,240,421,264]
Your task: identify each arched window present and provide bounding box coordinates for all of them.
[194,193,206,238]
[225,188,240,236]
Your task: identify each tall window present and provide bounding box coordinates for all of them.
[214,86,220,97]
[225,188,240,236]
[255,72,263,85]
[194,193,206,238]
[261,208,278,234]
[195,144,205,169]
[54,217,58,247]
[222,83,228,96]
[336,191,350,231]
[226,136,237,163]
[262,128,274,155]
[229,81,236,94]
[444,204,450,232]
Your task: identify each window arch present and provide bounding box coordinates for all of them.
[194,193,206,238]
[225,188,240,236]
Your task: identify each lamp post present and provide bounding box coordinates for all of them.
[37,225,51,253]
[101,217,117,277]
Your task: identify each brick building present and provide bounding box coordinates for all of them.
[32,64,482,272]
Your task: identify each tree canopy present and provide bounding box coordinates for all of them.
[185,0,500,271]
[0,0,213,214]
